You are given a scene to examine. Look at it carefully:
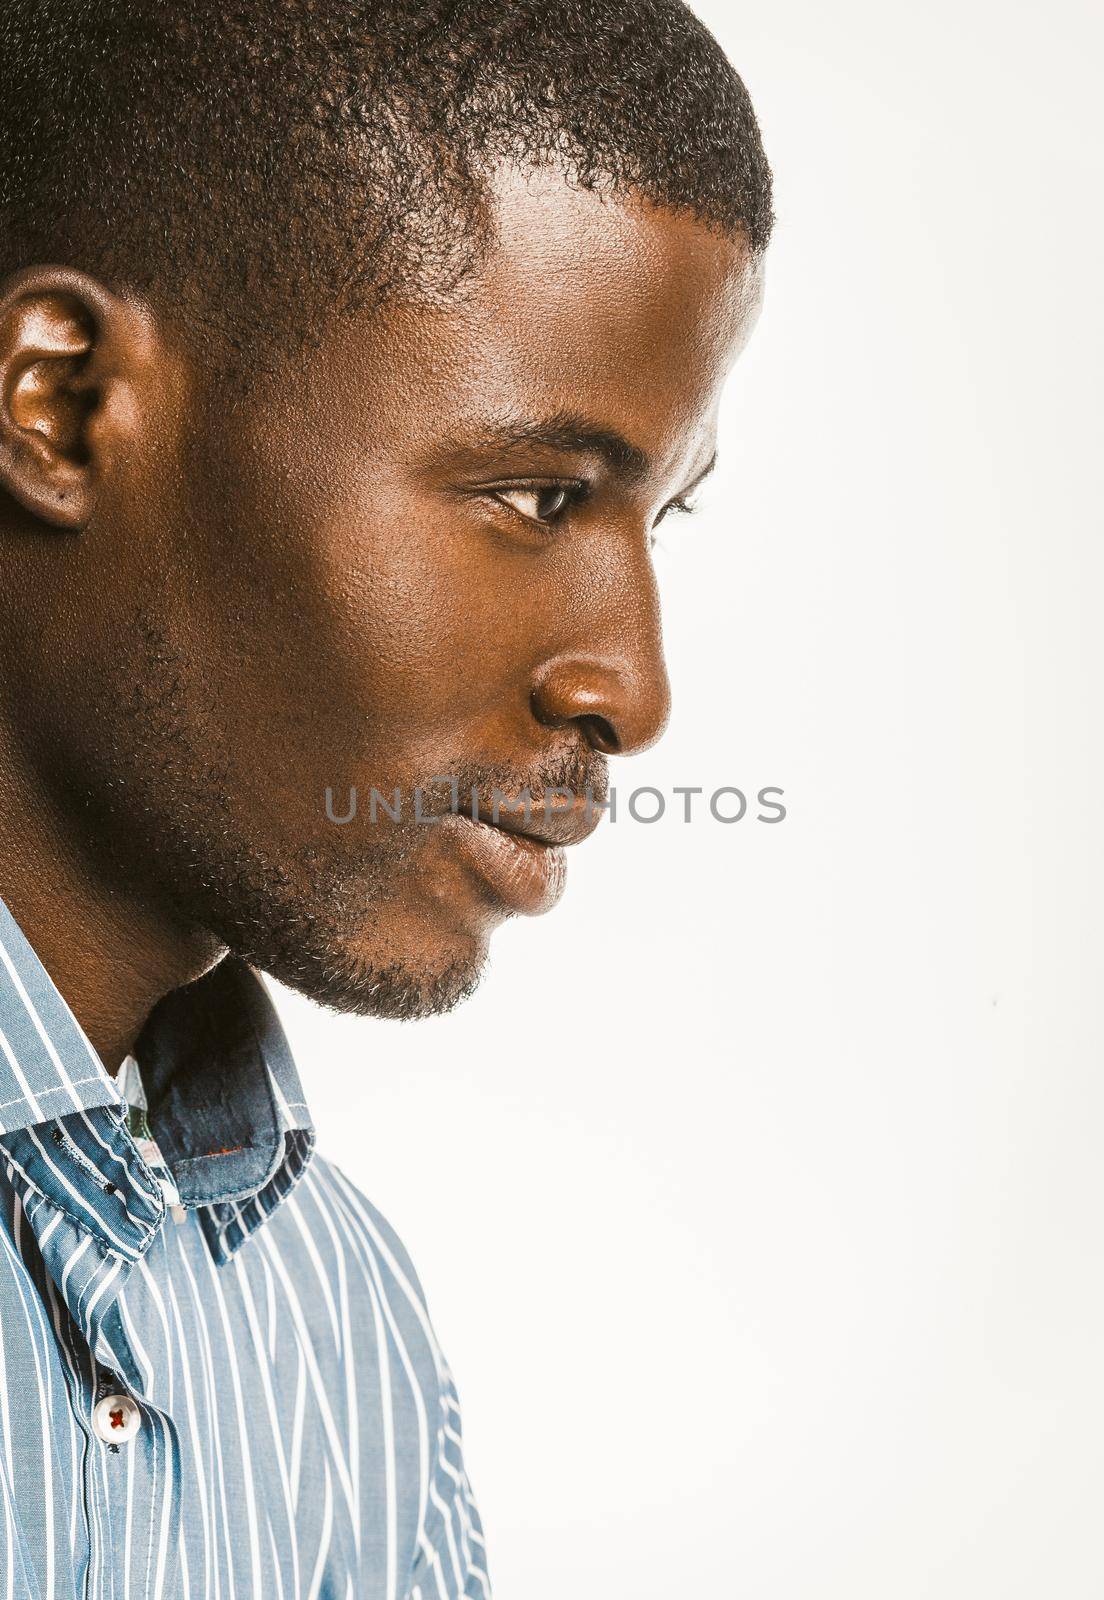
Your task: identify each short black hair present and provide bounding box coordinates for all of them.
[0,0,773,358]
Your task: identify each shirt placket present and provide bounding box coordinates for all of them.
[84,1352,182,1600]
[2,1104,182,1600]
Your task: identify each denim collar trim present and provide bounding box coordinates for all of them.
[0,896,315,1261]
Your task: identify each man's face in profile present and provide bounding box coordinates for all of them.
[20,163,760,1018]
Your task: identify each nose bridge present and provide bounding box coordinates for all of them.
[531,554,672,756]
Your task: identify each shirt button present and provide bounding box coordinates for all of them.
[93,1394,141,1444]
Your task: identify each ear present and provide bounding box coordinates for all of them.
[0,265,155,531]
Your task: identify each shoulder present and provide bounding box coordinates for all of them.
[280,1150,443,1376]
[279,1154,493,1595]
[306,1152,430,1299]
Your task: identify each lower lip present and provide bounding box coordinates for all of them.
[443,815,567,917]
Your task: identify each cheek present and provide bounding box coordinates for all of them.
[240,476,536,759]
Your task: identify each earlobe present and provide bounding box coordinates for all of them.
[0,266,144,531]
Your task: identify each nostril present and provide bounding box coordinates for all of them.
[579,713,620,755]
[529,662,629,752]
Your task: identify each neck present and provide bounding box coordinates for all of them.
[0,725,222,1074]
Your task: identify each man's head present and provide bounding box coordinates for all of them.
[0,0,771,1019]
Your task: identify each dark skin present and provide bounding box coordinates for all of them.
[0,163,762,1069]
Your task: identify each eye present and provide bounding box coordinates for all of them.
[649,494,699,549]
[655,494,697,527]
[490,483,580,526]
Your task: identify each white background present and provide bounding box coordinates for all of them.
[274,4,1104,1594]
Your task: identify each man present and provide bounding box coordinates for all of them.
[0,0,771,1594]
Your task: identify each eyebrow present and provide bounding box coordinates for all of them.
[443,409,718,496]
[447,410,652,484]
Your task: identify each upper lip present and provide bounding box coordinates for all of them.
[472,795,604,848]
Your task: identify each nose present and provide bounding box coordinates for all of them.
[530,646,672,757]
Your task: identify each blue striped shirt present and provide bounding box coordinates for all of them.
[0,896,490,1599]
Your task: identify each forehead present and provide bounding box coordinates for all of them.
[479,161,760,356]
[297,162,762,480]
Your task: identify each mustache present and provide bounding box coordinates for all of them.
[411,747,610,820]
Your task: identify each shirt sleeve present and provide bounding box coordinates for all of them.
[405,1362,492,1599]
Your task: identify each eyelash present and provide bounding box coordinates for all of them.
[655,495,697,526]
[484,481,700,538]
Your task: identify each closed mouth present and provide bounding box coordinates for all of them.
[472,796,603,849]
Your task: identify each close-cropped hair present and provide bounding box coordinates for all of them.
[0,0,773,358]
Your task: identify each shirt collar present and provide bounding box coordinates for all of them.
[0,894,315,1261]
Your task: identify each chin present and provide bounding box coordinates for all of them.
[190,836,497,1019]
[259,920,490,1022]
